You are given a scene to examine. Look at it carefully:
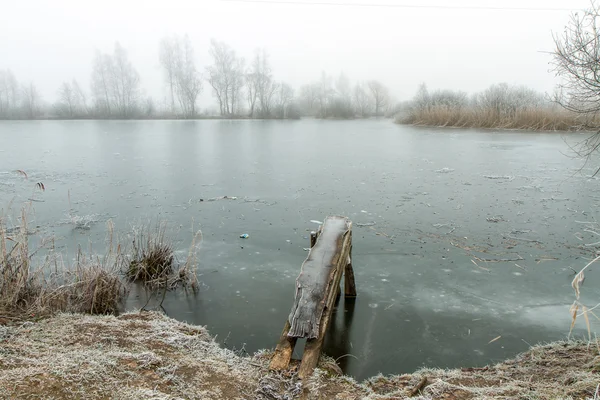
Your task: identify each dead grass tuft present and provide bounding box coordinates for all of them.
[125,223,201,294]
[0,208,36,312]
[569,255,600,344]
[1,203,203,319]
[62,255,128,315]
[126,223,174,284]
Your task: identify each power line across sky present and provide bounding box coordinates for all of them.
[221,0,579,12]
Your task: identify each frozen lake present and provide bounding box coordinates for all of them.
[0,119,598,380]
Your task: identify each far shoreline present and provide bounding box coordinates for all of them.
[397,121,599,134]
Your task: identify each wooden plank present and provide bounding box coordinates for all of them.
[310,231,318,248]
[269,320,297,370]
[344,243,357,298]
[298,225,352,379]
[288,216,352,339]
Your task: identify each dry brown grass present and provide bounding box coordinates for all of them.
[125,222,201,294]
[0,209,128,318]
[0,208,38,313]
[1,196,204,318]
[1,198,204,319]
[398,106,600,131]
[570,255,600,344]
[126,222,175,284]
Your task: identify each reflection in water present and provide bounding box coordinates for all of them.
[325,297,356,372]
[322,296,578,379]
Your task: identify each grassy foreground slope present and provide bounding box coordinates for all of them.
[0,312,598,400]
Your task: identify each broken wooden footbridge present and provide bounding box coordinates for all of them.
[270,216,356,379]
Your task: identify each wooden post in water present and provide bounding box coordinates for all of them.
[344,245,357,298]
[269,320,296,370]
[310,231,318,248]
[269,216,356,379]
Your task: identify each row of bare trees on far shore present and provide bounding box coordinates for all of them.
[0,70,43,119]
[298,73,391,119]
[0,37,393,120]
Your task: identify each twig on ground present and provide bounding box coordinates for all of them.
[408,376,428,397]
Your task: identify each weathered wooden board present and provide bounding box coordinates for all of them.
[310,231,318,248]
[344,245,357,298]
[297,229,352,378]
[287,216,352,339]
[269,320,297,370]
[270,216,356,378]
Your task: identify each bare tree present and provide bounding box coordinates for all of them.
[0,69,19,118]
[91,43,140,118]
[275,82,293,118]
[429,89,469,109]
[159,36,179,114]
[299,83,319,116]
[367,80,390,116]
[335,73,352,106]
[474,83,542,117]
[207,39,233,116]
[21,82,41,119]
[552,1,600,167]
[412,83,430,111]
[159,35,202,118]
[245,51,265,117]
[56,81,76,117]
[245,62,259,118]
[329,73,353,118]
[72,79,89,116]
[353,82,372,117]
[230,56,245,115]
[111,42,141,118]
[317,72,334,117]
[144,96,156,117]
[91,51,113,116]
[206,39,244,116]
[54,79,88,118]
[552,1,600,118]
[175,35,202,118]
[253,49,278,117]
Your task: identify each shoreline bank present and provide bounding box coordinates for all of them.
[0,311,597,399]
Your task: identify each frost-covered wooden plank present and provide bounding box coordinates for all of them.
[287,216,352,339]
[270,216,355,378]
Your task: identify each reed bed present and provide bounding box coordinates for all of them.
[397,106,600,131]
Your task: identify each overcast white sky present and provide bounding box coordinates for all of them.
[0,0,591,108]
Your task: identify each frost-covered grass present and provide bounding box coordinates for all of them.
[0,312,598,400]
[0,312,264,399]
[126,222,176,284]
[397,106,599,131]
